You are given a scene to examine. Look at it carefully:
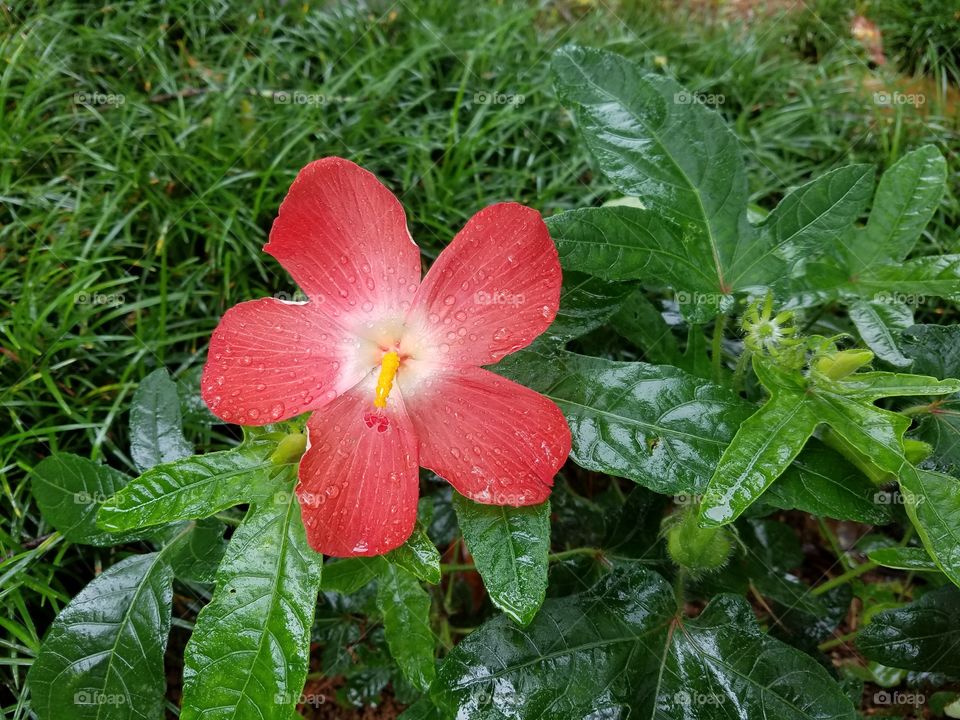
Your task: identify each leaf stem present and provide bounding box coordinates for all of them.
[811,561,878,596]
[817,630,859,652]
[439,546,602,574]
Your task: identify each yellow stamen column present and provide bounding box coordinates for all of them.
[374,351,401,408]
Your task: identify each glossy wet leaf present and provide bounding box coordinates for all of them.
[31,453,141,546]
[901,324,960,378]
[545,271,632,343]
[495,347,753,494]
[180,491,322,720]
[846,144,948,271]
[27,552,175,720]
[858,585,960,676]
[610,288,681,364]
[432,565,856,719]
[385,522,441,584]
[321,557,385,595]
[98,440,280,532]
[551,45,872,312]
[848,300,913,368]
[700,356,960,526]
[899,468,960,588]
[130,367,193,473]
[765,440,894,524]
[867,546,940,572]
[452,493,550,626]
[376,563,436,692]
[162,518,228,584]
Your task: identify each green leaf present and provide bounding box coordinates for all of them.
[431,565,856,719]
[854,254,960,301]
[858,585,960,676]
[545,271,632,343]
[552,45,747,296]
[700,384,819,526]
[452,493,550,626]
[765,440,894,524]
[551,45,873,308]
[495,347,753,494]
[376,563,436,692]
[609,288,681,364]
[850,144,947,271]
[902,324,960,378]
[867,546,940,572]
[385,522,441,584]
[98,441,281,532]
[31,453,141,546]
[899,468,960,588]
[848,300,913,368]
[162,519,228,584]
[130,368,193,473]
[700,356,960,526]
[743,164,874,284]
[180,490,322,720]
[27,552,175,720]
[321,557,384,595]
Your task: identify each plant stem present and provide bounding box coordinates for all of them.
[818,630,859,652]
[811,561,878,596]
[712,314,726,382]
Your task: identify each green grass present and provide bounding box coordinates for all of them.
[1,0,958,715]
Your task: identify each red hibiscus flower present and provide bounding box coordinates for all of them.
[201,158,571,557]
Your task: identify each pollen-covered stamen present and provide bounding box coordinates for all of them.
[374,350,401,408]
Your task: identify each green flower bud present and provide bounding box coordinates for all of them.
[814,349,874,380]
[665,508,733,574]
[270,432,307,465]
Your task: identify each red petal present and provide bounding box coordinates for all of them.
[402,363,569,505]
[406,203,561,366]
[297,379,420,557]
[201,298,374,425]
[265,157,421,328]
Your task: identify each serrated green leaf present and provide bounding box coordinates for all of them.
[854,254,960,301]
[495,347,753,494]
[902,324,960,378]
[867,546,940,572]
[180,490,322,720]
[858,585,960,676]
[98,441,281,532]
[848,300,913,368]
[431,565,856,719]
[27,552,175,720]
[452,493,550,626]
[900,468,960,588]
[386,523,441,584]
[376,563,436,692]
[849,144,948,271]
[766,440,894,524]
[31,453,141,546]
[130,368,193,473]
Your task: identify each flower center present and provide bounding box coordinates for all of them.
[373,350,401,408]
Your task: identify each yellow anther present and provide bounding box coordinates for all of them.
[374,351,401,408]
